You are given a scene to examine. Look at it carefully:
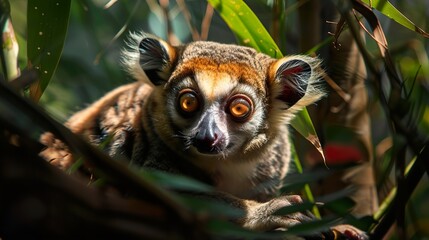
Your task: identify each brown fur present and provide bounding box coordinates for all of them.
[40,33,367,239]
[172,57,267,93]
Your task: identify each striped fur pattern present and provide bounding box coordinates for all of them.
[121,34,325,201]
[40,33,353,233]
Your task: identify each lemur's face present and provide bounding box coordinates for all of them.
[122,34,323,159]
[164,63,267,157]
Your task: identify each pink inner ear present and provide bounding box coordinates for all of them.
[276,66,306,106]
[280,66,303,77]
[277,83,303,106]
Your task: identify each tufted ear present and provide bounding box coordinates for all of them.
[122,32,177,86]
[268,55,324,117]
[138,36,177,85]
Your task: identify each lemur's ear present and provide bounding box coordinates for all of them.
[122,33,177,86]
[139,37,177,85]
[268,55,324,117]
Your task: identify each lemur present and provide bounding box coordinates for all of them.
[41,32,367,239]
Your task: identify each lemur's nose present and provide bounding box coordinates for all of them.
[194,132,218,153]
[193,116,224,154]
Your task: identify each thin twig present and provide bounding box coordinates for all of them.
[323,74,351,103]
[176,0,200,40]
[352,9,388,50]
[200,4,213,41]
[336,1,429,238]
[103,0,118,9]
[95,0,142,65]
[159,0,175,44]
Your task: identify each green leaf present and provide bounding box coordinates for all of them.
[316,189,357,216]
[27,0,71,101]
[138,169,214,193]
[207,0,281,57]
[180,195,243,219]
[323,197,356,216]
[291,109,325,161]
[208,0,324,157]
[289,145,322,218]
[282,169,330,192]
[286,217,340,236]
[274,201,315,216]
[66,157,83,174]
[361,0,429,38]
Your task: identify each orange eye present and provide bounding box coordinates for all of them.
[178,90,199,114]
[228,95,253,121]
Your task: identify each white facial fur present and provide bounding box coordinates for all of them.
[165,70,266,158]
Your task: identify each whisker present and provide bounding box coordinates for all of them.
[172,134,186,139]
[173,131,194,151]
[221,149,228,160]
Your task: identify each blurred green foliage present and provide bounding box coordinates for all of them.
[5,0,429,239]
[11,0,238,120]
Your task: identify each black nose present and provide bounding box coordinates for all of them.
[192,117,224,154]
[194,131,220,153]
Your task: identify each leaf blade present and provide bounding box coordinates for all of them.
[27,0,71,101]
[208,0,324,157]
[207,0,281,57]
[361,0,429,38]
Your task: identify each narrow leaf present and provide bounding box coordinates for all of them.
[286,217,340,236]
[274,201,314,216]
[351,0,402,84]
[323,197,356,215]
[27,0,71,101]
[139,170,214,193]
[291,109,325,162]
[180,196,243,219]
[361,0,429,38]
[208,0,324,158]
[207,0,281,57]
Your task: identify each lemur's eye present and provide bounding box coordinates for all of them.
[227,94,253,122]
[178,89,199,115]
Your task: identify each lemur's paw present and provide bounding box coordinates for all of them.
[40,132,74,170]
[328,224,368,240]
[242,195,368,240]
[243,195,314,231]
